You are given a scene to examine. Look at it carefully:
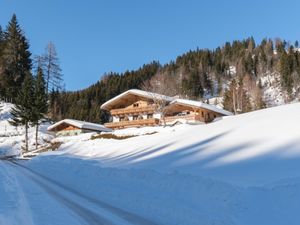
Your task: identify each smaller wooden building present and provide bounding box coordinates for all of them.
[47,119,111,136]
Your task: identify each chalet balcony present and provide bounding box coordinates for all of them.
[110,105,156,116]
[164,114,205,123]
[104,118,159,129]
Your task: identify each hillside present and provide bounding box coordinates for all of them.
[50,38,300,123]
[1,103,299,225]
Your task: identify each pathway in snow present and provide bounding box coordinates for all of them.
[0,159,160,225]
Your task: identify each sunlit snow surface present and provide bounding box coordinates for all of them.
[1,103,300,225]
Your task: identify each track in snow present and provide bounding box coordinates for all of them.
[4,159,160,225]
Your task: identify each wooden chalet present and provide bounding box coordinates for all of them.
[101,89,233,129]
[47,119,111,136]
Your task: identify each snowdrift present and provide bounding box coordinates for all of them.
[2,102,300,225]
[50,102,300,186]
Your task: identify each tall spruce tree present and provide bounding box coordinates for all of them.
[0,25,4,99]
[1,14,32,102]
[10,73,35,152]
[32,67,48,149]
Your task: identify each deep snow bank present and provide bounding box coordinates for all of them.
[48,102,300,186]
[19,102,300,225]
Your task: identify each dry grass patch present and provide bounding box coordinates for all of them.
[91,132,158,140]
[91,133,137,140]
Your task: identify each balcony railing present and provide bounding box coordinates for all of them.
[164,114,204,122]
[105,118,159,129]
[110,105,156,116]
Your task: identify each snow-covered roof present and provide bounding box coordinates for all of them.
[101,89,174,110]
[47,119,112,132]
[169,99,233,116]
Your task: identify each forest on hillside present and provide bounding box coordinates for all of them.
[1,14,300,123]
[53,37,300,122]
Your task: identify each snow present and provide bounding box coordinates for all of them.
[226,65,236,75]
[47,119,111,132]
[261,72,286,107]
[1,102,300,225]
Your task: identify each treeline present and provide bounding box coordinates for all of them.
[58,37,300,122]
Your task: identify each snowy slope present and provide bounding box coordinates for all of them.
[0,102,53,157]
[48,102,300,186]
[1,103,300,225]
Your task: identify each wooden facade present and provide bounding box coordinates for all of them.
[164,103,223,124]
[101,89,232,130]
[104,99,160,129]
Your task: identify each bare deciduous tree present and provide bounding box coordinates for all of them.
[39,42,63,93]
[141,72,177,126]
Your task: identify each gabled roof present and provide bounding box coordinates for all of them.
[47,119,112,132]
[100,89,174,110]
[169,99,233,116]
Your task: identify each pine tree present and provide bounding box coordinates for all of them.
[1,14,32,102]
[32,67,48,149]
[280,51,293,94]
[223,79,237,114]
[9,73,35,152]
[223,79,251,114]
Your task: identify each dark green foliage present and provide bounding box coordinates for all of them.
[279,51,294,94]
[32,67,48,149]
[9,74,35,152]
[223,79,252,114]
[0,14,32,102]
[32,67,48,123]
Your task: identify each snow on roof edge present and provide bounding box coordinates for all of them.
[100,89,174,110]
[47,119,112,132]
[170,99,233,116]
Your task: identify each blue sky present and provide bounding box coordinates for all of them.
[1,0,300,90]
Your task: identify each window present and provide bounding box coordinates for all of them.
[147,114,153,119]
[133,115,139,120]
[214,114,216,119]
[201,111,204,117]
[119,117,125,121]
[133,103,139,107]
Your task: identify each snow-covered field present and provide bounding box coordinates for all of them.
[0,102,52,157]
[1,102,300,225]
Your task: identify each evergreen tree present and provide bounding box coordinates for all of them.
[1,14,32,102]
[223,79,251,114]
[279,51,293,94]
[223,79,237,114]
[9,73,35,152]
[32,67,48,149]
